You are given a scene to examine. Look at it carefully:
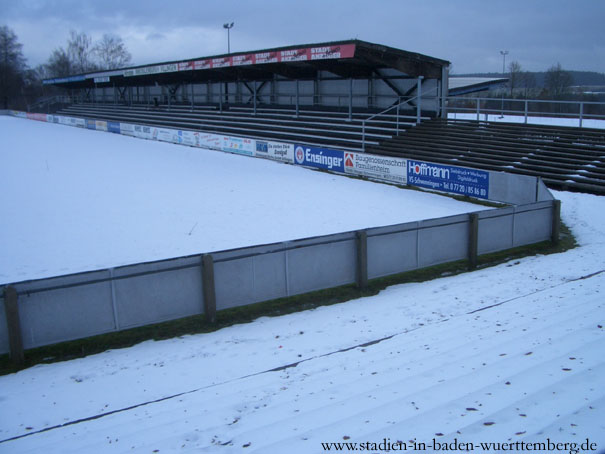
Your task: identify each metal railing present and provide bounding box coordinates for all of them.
[446,96,605,128]
[27,95,73,113]
[362,88,439,152]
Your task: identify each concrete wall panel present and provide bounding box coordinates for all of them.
[368,230,418,279]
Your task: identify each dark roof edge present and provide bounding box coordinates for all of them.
[43,39,450,84]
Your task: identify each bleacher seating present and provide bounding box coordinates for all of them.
[57,103,419,152]
[367,119,605,194]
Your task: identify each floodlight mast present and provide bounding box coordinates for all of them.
[500,50,509,118]
[223,22,234,54]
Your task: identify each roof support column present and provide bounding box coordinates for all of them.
[295,79,299,118]
[416,76,423,123]
[253,81,257,115]
[191,83,194,111]
[271,74,276,105]
[348,78,353,121]
[315,72,321,107]
[219,82,223,113]
[440,65,449,119]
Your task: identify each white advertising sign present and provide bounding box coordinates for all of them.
[222,136,255,156]
[254,140,294,163]
[344,152,407,185]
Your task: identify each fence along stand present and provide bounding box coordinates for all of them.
[201,254,217,323]
[468,213,479,270]
[4,286,24,366]
[356,231,368,289]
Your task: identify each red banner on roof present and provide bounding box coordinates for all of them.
[255,51,279,64]
[211,57,232,68]
[194,59,211,70]
[232,53,255,66]
[310,44,355,60]
[126,44,356,77]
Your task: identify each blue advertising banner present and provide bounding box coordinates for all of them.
[407,160,489,199]
[86,119,96,130]
[107,121,121,134]
[294,144,344,173]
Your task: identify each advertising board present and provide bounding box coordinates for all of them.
[69,117,85,128]
[133,124,153,140]
[344,152,407,185]
[153,127,180,143]
[95,120,108,132]
[107,121,121,134]
[86,119,96,130]
[120,123,135,136]
[178,130,202,147]
[222,136,255,156]
[255,141,294,163]
[294,144,344,172]
[27,113,47,122]
[407,160,490,199]
[199,133,223,150]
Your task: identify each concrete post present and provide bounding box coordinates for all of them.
[3,286,24,366]
[468,213,479,270]
[201,254,217,323]
[551,200,561,245]
[356,231,368,289]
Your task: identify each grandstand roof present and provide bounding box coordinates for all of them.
[43,39,450,89]
[448,76,508,96]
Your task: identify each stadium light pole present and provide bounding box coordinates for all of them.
[223,22,234,54]
[500,50,509,118]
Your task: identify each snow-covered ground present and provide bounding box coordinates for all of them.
[0,116,482,285]
[0,191,603,453]
[448,112,605,129]
[0,116,604,453]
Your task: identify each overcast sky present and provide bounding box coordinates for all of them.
[2,0,604,74]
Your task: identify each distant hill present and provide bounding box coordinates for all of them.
[454,71,605,88]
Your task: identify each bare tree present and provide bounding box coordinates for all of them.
[45,48,73,78]
[94,34,132,70]
[67,30,96,73]
[545,62,573,99]
[520,71,537,98]
[508,61,522,97]
[0,25,28,108]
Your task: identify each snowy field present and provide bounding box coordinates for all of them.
[0,191,603,453]
[0,116,481,285]
[448,112,605,129]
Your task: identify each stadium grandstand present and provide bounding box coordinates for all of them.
[40,39,605,194]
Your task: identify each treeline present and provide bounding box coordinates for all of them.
[459,70,605,89]
[1,25,131,110]
[455,61,605,100]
